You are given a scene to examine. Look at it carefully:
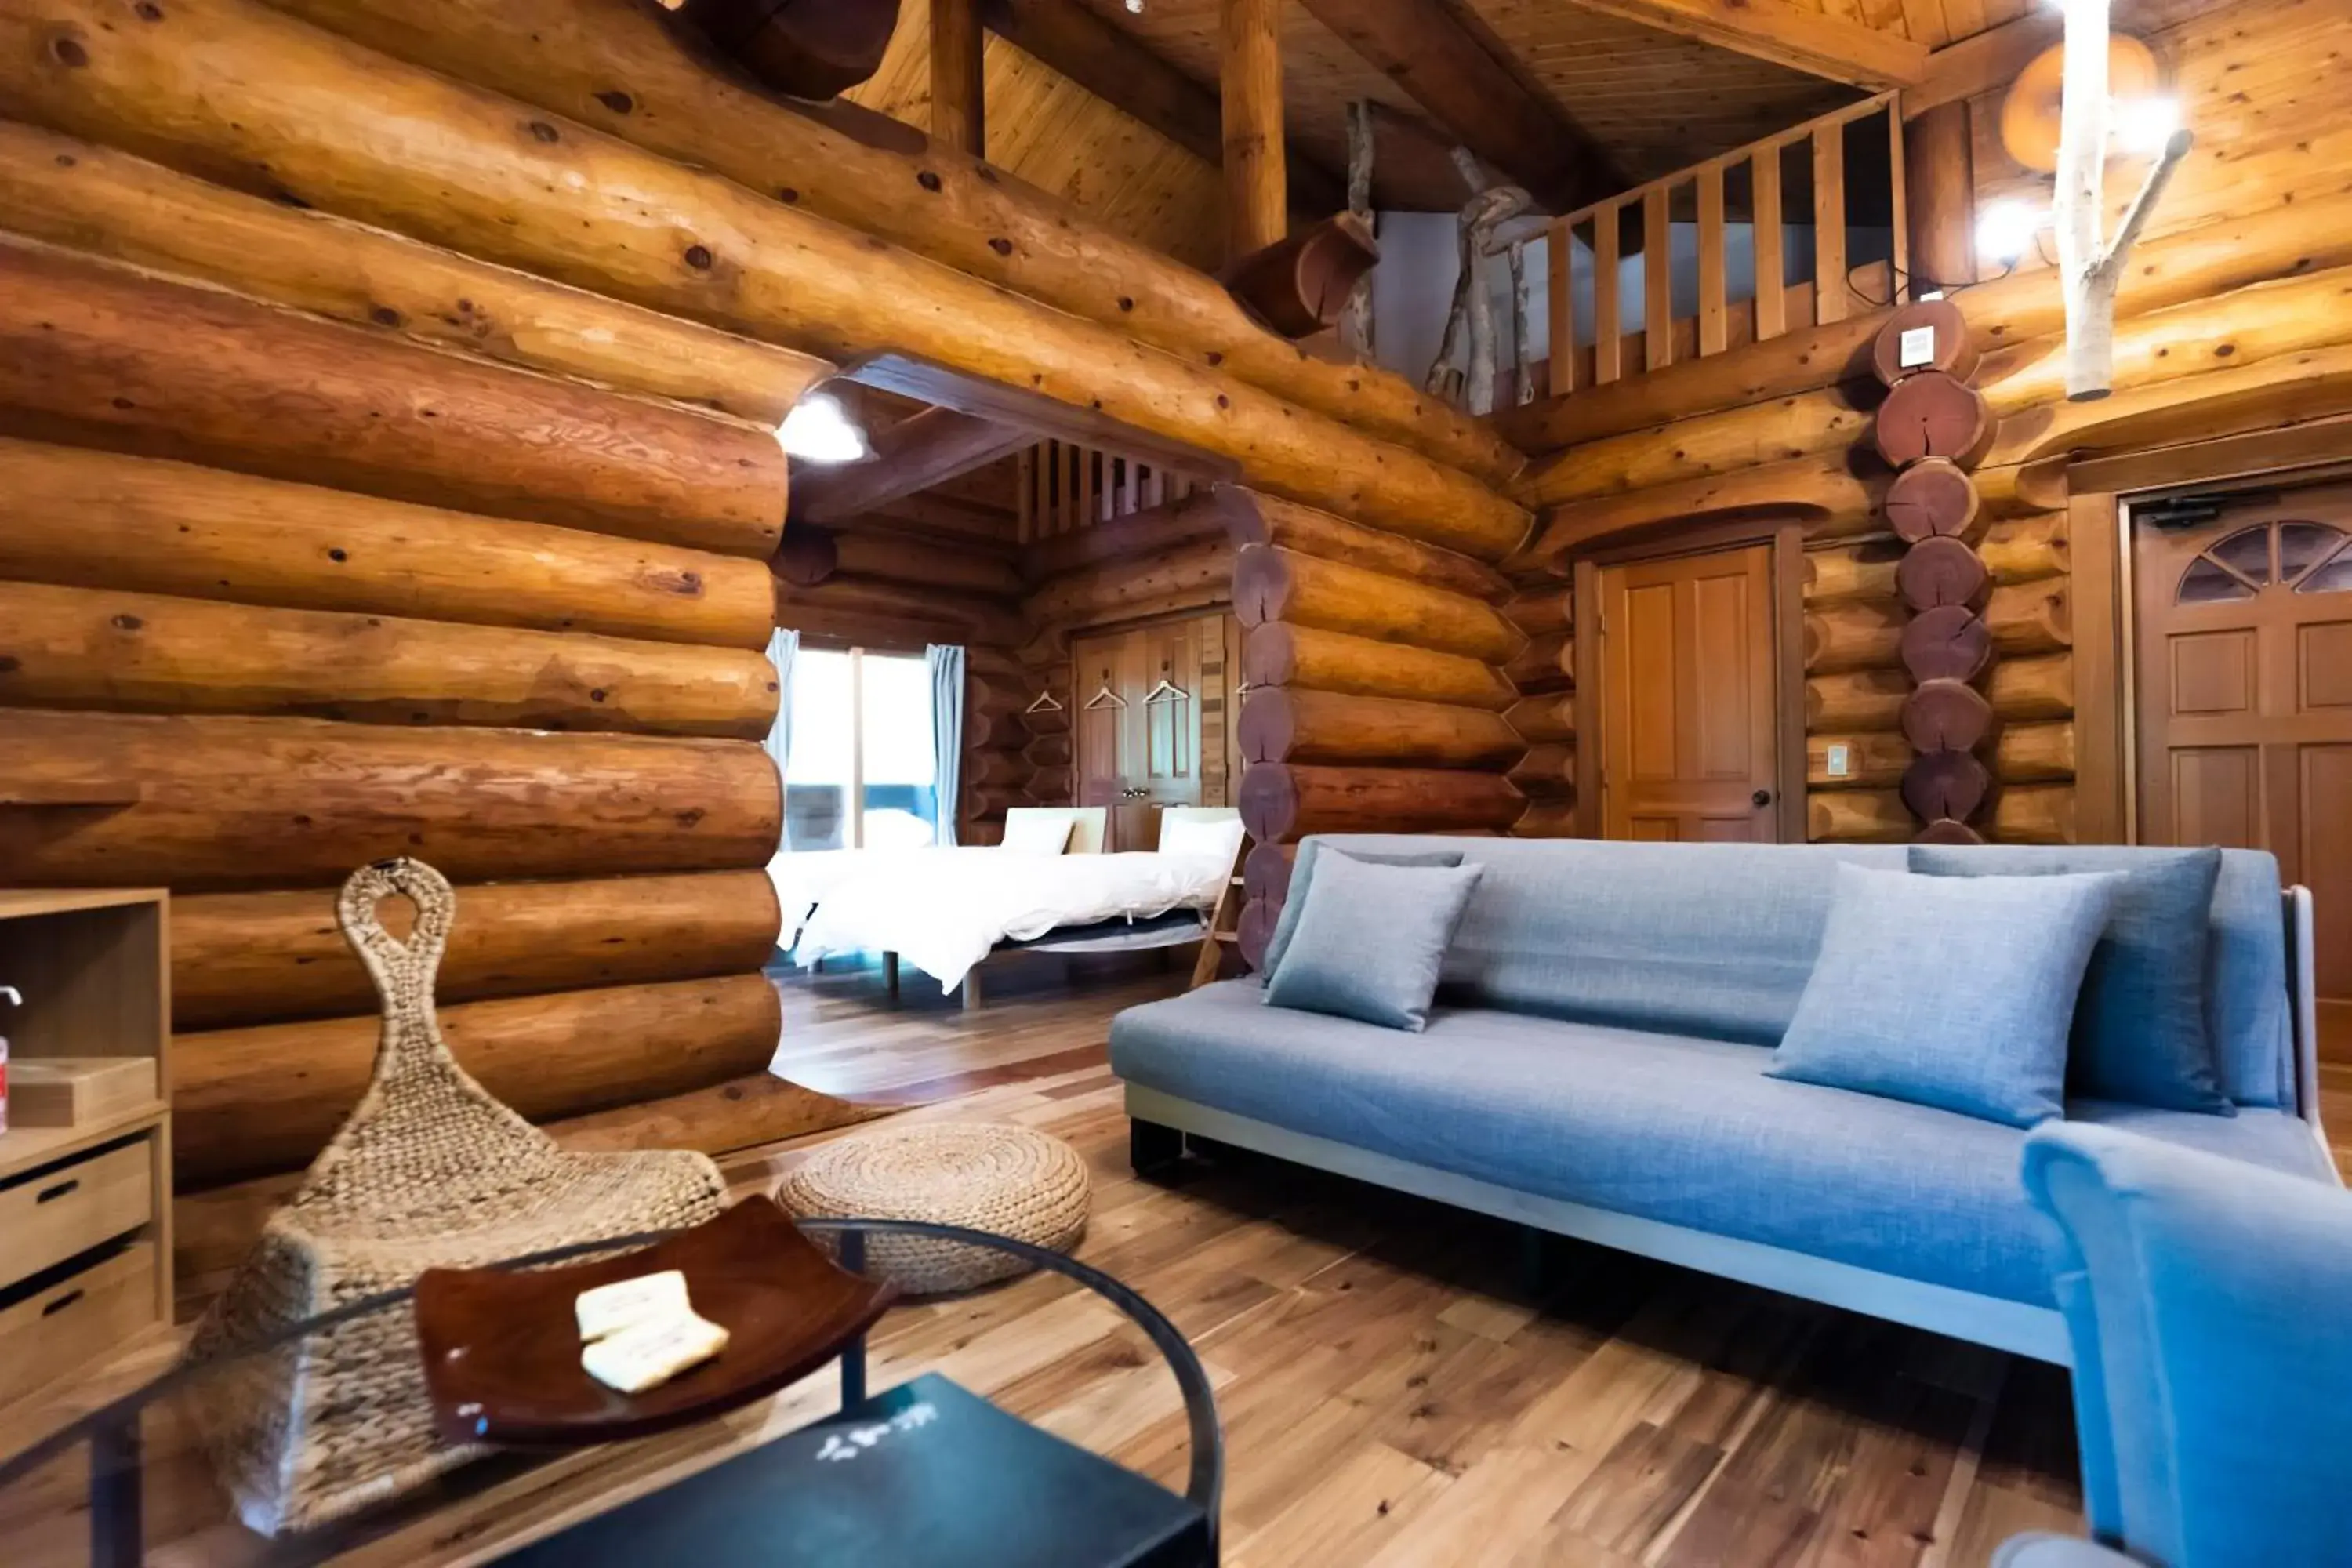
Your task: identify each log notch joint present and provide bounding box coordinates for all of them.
[1873,301,1996,844]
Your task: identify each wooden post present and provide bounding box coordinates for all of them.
[1812,123,1848,325]
[1906,100,1974,297]
[930,0,986,157]
[1221,0,1287,261]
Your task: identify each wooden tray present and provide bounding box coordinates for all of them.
[415,1196,896,1446]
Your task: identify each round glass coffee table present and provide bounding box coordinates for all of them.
[0,1218,1222,1566]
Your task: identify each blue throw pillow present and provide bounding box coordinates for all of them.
[1259,842,1466,981]
[1262,853,1484,1031]
[1769,862,2118,1127]
[1912,846,2232,1116]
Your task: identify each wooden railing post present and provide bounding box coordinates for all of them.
[1593,209,1622,386]
[1813,122,1848,325]
[1547,217,1573,397]
[1754,143,1787,340]
[1697,162,1728,357]
[1642,187,1672,372]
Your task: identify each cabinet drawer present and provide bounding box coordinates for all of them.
[0,1138,154,1291]
[0,1242,158,1407]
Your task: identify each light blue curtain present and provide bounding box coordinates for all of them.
[765,628,797,850]
[927,644,965,848]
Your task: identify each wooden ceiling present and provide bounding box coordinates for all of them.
[847,0,2043,255]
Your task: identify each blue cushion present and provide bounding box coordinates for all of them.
[1915,845,2231,1116]
[1769,863,2117,1127]
[1262,854,1483,1031]
[2024,1123,2352,1566]
[1110,982,2332,1305]
[1291,836,1912,1044]
[1260,842,1465,981]
[1889,844,2290,1107]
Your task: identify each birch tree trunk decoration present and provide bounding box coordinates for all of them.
[2056,0,2194,401]
[1424,147,1528,417]
[1338,100,1376,362]
[1506,238,1534,407]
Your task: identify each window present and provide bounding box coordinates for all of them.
[2176,521,2352,604]
[782,648,938,851]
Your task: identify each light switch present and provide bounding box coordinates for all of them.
[1897,325,1936,369]
[1824,742,1853,779]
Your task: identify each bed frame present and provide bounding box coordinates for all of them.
[882,806,1240,1009]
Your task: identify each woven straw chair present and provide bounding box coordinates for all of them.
[190,858,726,1536]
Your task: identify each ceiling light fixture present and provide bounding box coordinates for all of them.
[775,391,871,466]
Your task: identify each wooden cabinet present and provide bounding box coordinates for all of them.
[0,889,172,1411]
[1071,613,1240,850]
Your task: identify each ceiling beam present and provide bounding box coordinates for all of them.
[1905,12,2063,118]
[1296,0,1621,212]
[1563,0,1928,90]
[981,0,1348,216]
[791,405,1036,524]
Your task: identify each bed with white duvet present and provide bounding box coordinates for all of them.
[771,807,1243,994]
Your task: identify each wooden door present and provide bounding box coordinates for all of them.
[1599,543,1779,841]
[1069,614,1230,849]
[2135,488,2352,1058]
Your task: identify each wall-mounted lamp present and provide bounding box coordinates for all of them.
[1975,198,2046,267]
[776,390,872,465]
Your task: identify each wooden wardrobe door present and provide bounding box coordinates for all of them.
[2136,490,2352,1059]
[1126,615,1212,849]
[1599,543,1778,842]
[1072,628,1134,837]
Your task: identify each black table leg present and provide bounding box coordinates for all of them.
[89,1415,142,1568]
[839,1229,869,1411]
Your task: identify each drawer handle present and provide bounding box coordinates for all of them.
[35,1178,81,1204]
[42,1289,85,1317]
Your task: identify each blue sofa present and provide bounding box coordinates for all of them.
[1109,839,2334,1360]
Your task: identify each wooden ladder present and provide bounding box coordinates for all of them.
[1189,837,1250,987]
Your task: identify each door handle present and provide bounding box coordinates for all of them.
[1751,789,1773,808]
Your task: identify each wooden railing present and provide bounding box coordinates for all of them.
[1540,92,1906,398]
[1017,438,1204,542]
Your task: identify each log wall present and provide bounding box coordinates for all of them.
[1501,0,2352,852]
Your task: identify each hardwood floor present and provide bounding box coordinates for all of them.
[746,960,2088,1566]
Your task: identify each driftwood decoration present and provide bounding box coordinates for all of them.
[1871,300,1998,844]
[1221,212,1381,341]
[673,0,902,101]
[1426,147,1530,416]
[2051,4,2194,399]
[1338,99,1377,361]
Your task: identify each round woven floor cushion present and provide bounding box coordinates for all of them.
[777,1121,1091,1294]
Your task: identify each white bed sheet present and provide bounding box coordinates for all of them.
[770,848,1229,992]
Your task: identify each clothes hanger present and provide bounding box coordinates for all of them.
[1024,689,1065,713]
[1081,668,1127,709]
[1142,659,1190,705]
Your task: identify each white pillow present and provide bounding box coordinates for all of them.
[1160,812,1243,864]
[999,812,1074,855]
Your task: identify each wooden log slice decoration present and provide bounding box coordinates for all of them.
[771,524,840,587]
[1886,459,1982,543]
[1873,372,1994,470]
[1895,534,1991,612]
[675,0,902,100]
[1900,603,1994,684]
[1220,213,1381,341]
[1236,895,1279,972]
[1900,750,1991,826]
[1868,298,1980,387]
[1900,677,1995,754]
[1913,817,1987,846]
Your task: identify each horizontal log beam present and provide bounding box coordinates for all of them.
[1804,721,2075,790]
[1505,693,1576,745]
[0,239,786,557]
[775,574,1028,648]
[779,523,1026,597]
[1502,632,1575,695]
[170,869,781,1031]
[1237,688,1527,768]
[0,120,829,426]
[263,0,1518,482]
[0,439,776,651]
[1218,486,1512,603]
[1808,783,2074,846]
[1234,545,1524,662]
[1804,514,2067,606]
[1506,745,1575,800]
[1024,535,1233,628]
[0,581,778,738]
[1806,652,2074,731]
[172,973,782,1187]
[1563,0,1926,89]
[1238,761,1525,841]
[10,0,1530,554]
[0,710,779,890]
[1243,622,1516,710]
